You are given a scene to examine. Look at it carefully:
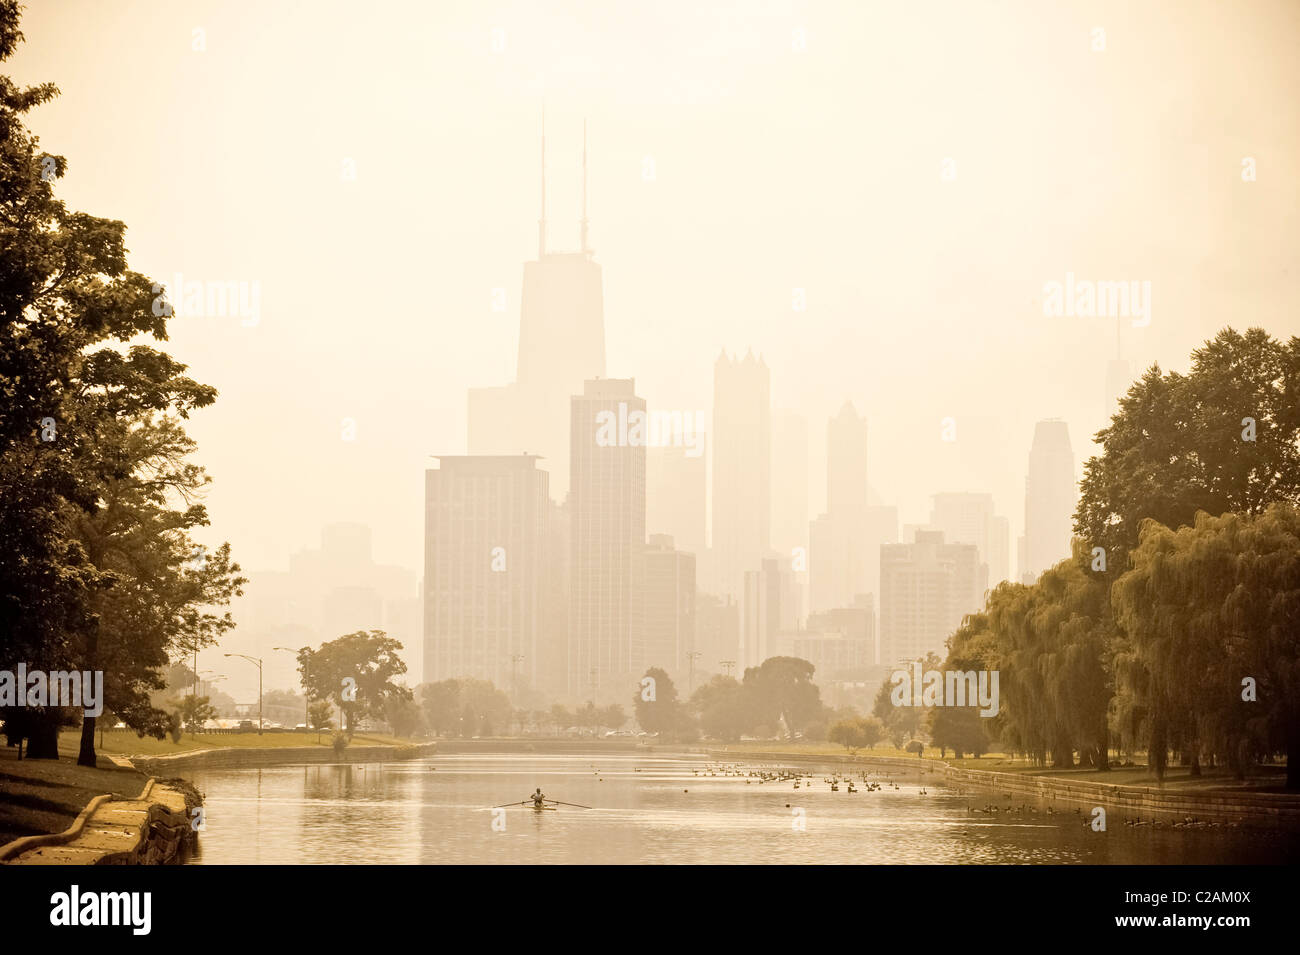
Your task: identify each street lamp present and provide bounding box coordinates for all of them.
[224,653,263,735]
[273,646,311,730]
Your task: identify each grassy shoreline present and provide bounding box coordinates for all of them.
[694,741,1293,794]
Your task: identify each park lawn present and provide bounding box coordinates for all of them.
[0,743,148,845]
[62,729,414,757]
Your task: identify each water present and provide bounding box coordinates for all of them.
[184,753,1298,864]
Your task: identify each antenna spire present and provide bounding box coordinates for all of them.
[538,108,547,258]
[580,119,590,255]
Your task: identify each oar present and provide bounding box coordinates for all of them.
[491,801,528,809]
[548,800,592,809]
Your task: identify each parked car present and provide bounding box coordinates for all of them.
[237,720,256,732]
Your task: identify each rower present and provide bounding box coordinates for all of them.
[531,787,546,808]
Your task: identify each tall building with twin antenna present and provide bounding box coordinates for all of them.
[468,120,605,501]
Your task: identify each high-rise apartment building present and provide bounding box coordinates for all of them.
[879,530,984,668]
[570,378,646,698]
[422,456,549,689]
[642,534,696,680]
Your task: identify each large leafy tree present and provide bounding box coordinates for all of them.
[632,666,681,736]
[298,631,411,735]
[690,675,754,741]
[742,656,823,735]
[1077,328,1300,574]
[0,2,241,761]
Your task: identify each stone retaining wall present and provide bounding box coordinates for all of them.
[127,740,436,776]
[2,779,196,865]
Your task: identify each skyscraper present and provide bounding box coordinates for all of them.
[771,410,809,560]
[710,349,770,600]
[879,530,984,668]
[1022,419,1077,583]
[642,534,696,680]
[810,402,869,613]
[467,122,605,501]
[570,378,646,698]
[423,456,549,689]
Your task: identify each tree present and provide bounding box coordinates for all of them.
[298,631,410,736]
[742,656,823,735]
[0,4,244,762]
[599,703,626,734]
[549,703,572,736]
[421,680,462,737]
[828,716,883,755]
[1112,506,1300,786]
[633,667,681,737]
[828,719,865,754]
[308,700,333,741]
[1077,328,1300,575]
[173,694,217,736]
[384,695,424,738]
[690,675,754,741]
[418,678,510,737]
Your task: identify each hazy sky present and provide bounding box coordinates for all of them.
[12,0,1300,584]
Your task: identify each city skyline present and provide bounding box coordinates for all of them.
[11,1,1297,589]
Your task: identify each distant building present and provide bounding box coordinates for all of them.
[646,440,707,558]
[422,456,549,690]
[796,596,876,678]
[695,593,740,685]
[864,504,898,623]
[711,349,770,600]
[742,557,801,670]
[929,491,1012,594]
[570,378,646,699]
[642,534,696,680]
[771,410,809,560]
[467,125,605,501]
[879,530,984,668]
[1022,420,1076,583]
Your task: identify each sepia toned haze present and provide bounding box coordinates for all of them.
[10,0,1298,699]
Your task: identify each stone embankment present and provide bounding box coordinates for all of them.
[126,740,437,776]
[1,778,198,865]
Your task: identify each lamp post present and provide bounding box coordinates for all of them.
[224,653,263,735]
[686,650,702,694]
[273,646,310,730]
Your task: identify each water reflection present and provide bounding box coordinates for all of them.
[184,754,1298,865]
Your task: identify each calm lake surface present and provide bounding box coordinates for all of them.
[184,753,1299,864]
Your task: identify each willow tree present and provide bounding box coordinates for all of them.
[979,557,1111,770]
[1113,507,1300,786]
